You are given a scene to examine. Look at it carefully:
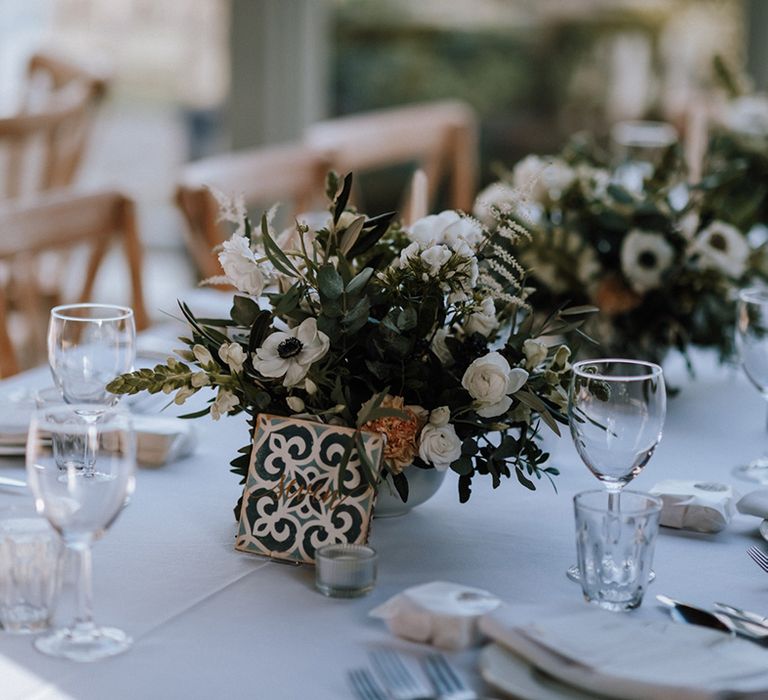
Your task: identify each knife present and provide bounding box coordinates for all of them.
[714,602,768,628]
[0,476,27,489]
[658,595,768,642]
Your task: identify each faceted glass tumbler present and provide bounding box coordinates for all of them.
[0,502,61,633]
[315,544,377,598]
[574,490,662,612]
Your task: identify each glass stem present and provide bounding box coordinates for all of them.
[607,488,621,513]
[71,543,96,634]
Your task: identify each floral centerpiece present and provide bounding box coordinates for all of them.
[108,173,591,505]
[474,143,768,368]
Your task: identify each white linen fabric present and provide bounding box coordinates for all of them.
[2,351,768,698]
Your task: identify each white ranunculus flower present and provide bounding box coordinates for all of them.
[418,422,462,471]
[408,211,460,247]
[193,344,213,366]
[462,352,529,418]
[210,388,240,421]
[693,220,749,278]
[464,297,499,337]
[218,235,265,296]
[620,230,675,293]
[428,406,451,427]
[420,244,452,274]
[252,318,330,387]
[218,342,247,373]
[431,328,453,366]
[523,339,548,369]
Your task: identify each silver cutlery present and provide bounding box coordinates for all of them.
[656,595,735,635]
[747,545,768,574]
[714,602,768,628]
[348,668,388,700]
[0,476,27,489]
[422,653,477,700]
[369,649,434,700]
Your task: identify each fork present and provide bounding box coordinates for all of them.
[748,545,768,574]
[422,653,477,700]
[348,668,388,700]
[369,649,434,700]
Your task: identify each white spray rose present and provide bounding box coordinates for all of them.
[418,422,462,470]
[523,339,548,369]
[218,342,247,373]
[464,297,499,337]
[462,352,529,418]
[218,235,265,296]
[428,406,451,427]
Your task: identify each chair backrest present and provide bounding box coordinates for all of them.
[303,100,479,216]
[175,142,330,280]
[0,51,110,200]
[0,190,149,377]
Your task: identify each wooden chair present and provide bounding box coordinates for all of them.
[303,100,479,217]
[0,51,110,200]
[175,142,330,280]
[0,190,149,377]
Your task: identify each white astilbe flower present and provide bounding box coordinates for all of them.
[620,230,675,293]
[208,187,247,237]
[210,388,240,421]
[692,221,749,278]
[253,318,330,387]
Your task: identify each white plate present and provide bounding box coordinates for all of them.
[479,644,605,700]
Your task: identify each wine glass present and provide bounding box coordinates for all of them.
[566,359,666,581]
[26,404,135,662]
[48,304,136,409]
[735,288,768,481]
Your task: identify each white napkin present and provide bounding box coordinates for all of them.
[737,489,768,518]
[369,581,500,650]
[132,416,197,468]
[479,604,768,699]
[649,480,737,533]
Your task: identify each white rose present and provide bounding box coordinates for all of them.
[218,342,247,373]
[408,211,460,247]
[429,406,451,427]
[464,297,499,337]
[523,339,548,369]
[462,352,529,418]
[420,244,452,274]
[210,388,240,421]
[418,422,462,470]
[218,234,265,296]
[193,344,213,366]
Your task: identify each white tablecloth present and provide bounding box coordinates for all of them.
[2,351,767,699]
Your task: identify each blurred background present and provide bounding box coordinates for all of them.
[0,0,765,333]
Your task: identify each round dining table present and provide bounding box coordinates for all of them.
[2,349,768,699]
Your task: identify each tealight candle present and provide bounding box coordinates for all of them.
[315,543,377,598]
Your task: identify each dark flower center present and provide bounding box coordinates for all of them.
[638,250,658,269]
[277,337,303,359]
[709,232,727,251]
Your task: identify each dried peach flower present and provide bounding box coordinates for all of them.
[361,395,427,474]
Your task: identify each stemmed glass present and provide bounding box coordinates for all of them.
[735,288,768,481]
[48,304,136,410]
[566,359,666,581]
[26,404,135,661]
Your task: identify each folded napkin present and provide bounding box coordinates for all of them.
[369,581,500,650]
[649,480,737,533]
[479,604,768,699]
[737,489,768,519]
[133,416,197,467]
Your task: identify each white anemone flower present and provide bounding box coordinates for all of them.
[620,230,675,293]
[252,318,330,387]
[693,221,749,278]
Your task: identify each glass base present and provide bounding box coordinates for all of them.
[567,564,656,584]
[34,625,132,662]
[733,457,768,484]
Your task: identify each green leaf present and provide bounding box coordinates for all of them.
[515,468,536,490]
[458,474,473,503]
[339,215,366,255]
[396,307,417,332]
[559,305,599,316]
[317,264,344,300]
[345,267,374,296]
[450,455,474,476]
[391,471,409,502]
[260,214,299,277]
[355,432,379,488]
[248,310,273,354]
[231,295,260,327]
[333,173,353,224]
[515,390,561,436]
[347,212,396,258]
[341,296,370,334]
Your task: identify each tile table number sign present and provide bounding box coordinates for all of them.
[235,415,384,564]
